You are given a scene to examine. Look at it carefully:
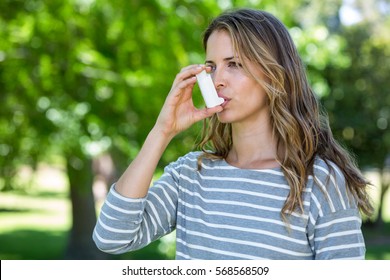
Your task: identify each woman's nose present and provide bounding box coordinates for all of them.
[211,68,226,90]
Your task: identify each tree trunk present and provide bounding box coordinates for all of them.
[375,182,389,229]
[373,159,390,229]
[64,154,109,259]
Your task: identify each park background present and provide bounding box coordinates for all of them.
[0,0,389,260]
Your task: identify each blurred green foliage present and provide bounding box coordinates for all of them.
[0,0,389,259]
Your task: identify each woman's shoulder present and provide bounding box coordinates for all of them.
[178,151,203,165]
[312,156,344,183]
[167,151,226,173]
[165,151,203,171]
[310,156,357,214]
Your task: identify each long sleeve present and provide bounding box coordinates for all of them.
[307,159,366,259]
[92,155,184,254]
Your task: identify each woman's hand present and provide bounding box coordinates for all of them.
[115,65,222,198]
[154,64,223,139]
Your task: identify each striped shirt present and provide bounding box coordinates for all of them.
[93,151,366,259]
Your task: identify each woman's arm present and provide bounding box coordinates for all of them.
[308,159,366,259]
[115,64,222,198]
[93,65,222,253]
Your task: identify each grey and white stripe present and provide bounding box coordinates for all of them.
[93,151,366,259]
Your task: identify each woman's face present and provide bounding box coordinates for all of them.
[205,30,269,126]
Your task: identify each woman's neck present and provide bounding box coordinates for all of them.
[227,120,279,169]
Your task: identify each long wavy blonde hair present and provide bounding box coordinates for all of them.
[197,9,373,217]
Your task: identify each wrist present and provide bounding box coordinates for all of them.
[151,122,177,140]
[150,125,175,145]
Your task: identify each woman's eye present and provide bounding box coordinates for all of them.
[228,61,242,68]
[207,65,216,72]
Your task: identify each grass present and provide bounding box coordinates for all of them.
[0,179,71,259]
[362,221,390,260]
[0,164,389,260]
[0,229,67,259]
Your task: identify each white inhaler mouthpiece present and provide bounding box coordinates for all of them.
[196,70,224,108]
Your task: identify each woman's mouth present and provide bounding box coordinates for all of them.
[218,93,230,108]
[221,98,230,108]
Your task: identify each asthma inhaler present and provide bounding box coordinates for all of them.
[196,70,224,108]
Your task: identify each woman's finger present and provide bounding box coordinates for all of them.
[171,64,206,88]
[193,105,223,123]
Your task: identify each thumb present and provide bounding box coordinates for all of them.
[194,105,223,122]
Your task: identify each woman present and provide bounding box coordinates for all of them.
[93,9,373,259]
